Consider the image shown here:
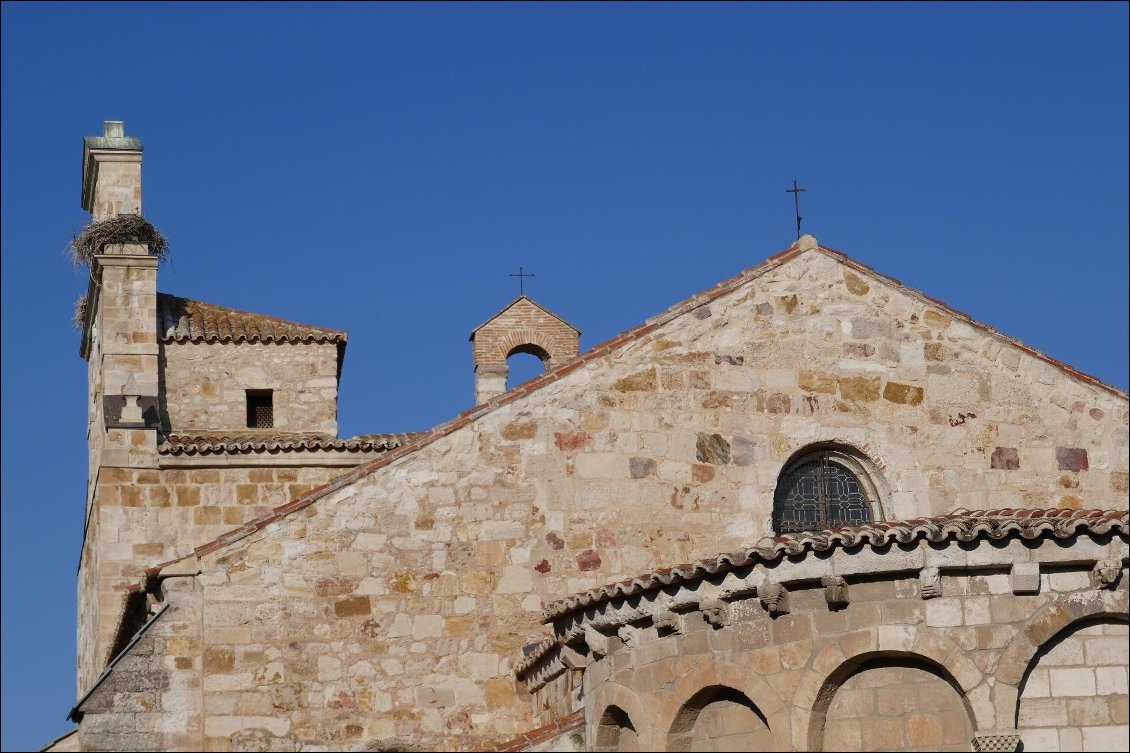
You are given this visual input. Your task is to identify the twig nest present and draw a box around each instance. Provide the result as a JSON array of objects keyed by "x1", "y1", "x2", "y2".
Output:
[{"x1": 71, "y1": 213, "x2": 169, "y2": 266}]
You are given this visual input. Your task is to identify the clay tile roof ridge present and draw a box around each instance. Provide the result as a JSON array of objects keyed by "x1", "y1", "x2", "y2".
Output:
[{"x1": 157, "y1": 292, "x2": 347, "y2": 344}]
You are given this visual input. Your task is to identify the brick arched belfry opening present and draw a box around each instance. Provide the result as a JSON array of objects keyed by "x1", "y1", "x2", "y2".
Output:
[{"x1": 470, "y1": 296, "x2": 579, "y2": 404}]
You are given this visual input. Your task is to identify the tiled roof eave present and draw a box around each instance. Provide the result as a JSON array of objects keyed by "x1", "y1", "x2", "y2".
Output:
[
  {"x1": 157, "y1": 292, "x2": 347, "y2": 345},
  {"x1": 158, "y1": 433, "x2": 423, "y2": 455},
  {"x1": 540, "y1": 508, "x2": 1130, "y2": 623}
]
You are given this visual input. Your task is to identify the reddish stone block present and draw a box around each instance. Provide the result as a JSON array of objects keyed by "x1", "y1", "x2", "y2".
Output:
[
  {"x1": 991, "y1": 447, "x2": 1020, "y2": 470},
  {"x1": 576, "y1": 549, "x2": 602, "y2": 571},
  {"x1": 1056, "y1": 447, "x2": 1089, "y2": 472}
]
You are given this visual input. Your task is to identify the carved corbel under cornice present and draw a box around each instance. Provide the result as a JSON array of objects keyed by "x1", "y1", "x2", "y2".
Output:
[
  {"x1": 758, "y1": 582, "x2": 788, "y2": 615},
  {"x1": 821, "y1": 575, "x2": 849, "y2": 607}
]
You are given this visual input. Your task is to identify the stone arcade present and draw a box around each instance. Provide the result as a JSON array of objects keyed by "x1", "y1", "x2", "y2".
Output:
[{"x1": 53, "y1": 122, "x2": 1128, "y2": 752}]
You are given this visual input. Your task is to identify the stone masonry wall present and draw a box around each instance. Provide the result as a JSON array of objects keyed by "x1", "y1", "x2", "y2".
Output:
[
  {"x1": 78, "y1": 462, "x2": 353, "y2": 696},
  {"x1": 178, "y1": 249, "x2": 1127, "y2": 750},
  {"x1": 78, "y1": 578, "x2": 202, "y2": 752},
  {"x1": 822, "y1": 661, "x2": 972, "y2": 751},
  {"x1": 575, "y1": 540, "x2": 1128, "y2": 751},
  {"x1": 161, "y1": 341, "x2": 339, "y2": 434},
  {"x1": 79, "y1": 254, "x2": 161, "y2": 696},
  {"x1": 1018, "y1": 618, "x2": 1129, "y2": 751}
]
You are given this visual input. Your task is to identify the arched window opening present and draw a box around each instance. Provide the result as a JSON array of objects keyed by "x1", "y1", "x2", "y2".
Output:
[
  {"x1": 773, "y1": 447, "x2": 883, "y2": 534},
  {"x1": 506, "y1": 344, "x2": 549, "y2": 390},
  {"x1": 594, "y1": 706, "x2": 639, "y2": 752},
  {"x1": 667, "y1": 685, "x2": 772, "y2": 752}
]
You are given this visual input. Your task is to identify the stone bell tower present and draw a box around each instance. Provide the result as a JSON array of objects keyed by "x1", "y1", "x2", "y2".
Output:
[
  {"x1": 469, "y1": 296, "x2": 580, "y2": 404},
  {"x1": 76, "y1": 120, "x2": 162, "y2": 692}
]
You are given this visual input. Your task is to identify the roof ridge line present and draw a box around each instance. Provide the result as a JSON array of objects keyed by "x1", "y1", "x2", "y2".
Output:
[
  {"x1": 147, "y1": 240, "x2": 806, "y2": 567},
  {"x1": 469, "y1": 294, "x2": 583, "y2": 338},
  {"x1": 165, "y1": 239, "x2": 1125, "y2": 567},
  {"x1": 821, "y1": 249, "x2": 1129, "y2": 400}
]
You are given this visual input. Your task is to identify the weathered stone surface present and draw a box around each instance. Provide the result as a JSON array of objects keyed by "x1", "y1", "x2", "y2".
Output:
[
  {"x1": 883, "y1": 381, "x2": 925, "y2": 405},
  {"x1": 695, "y1": 433, "x2": 731, "y2": 464},
  {"x1": 1056, "y1": 447, "x2": 1089, "y2": 472},
  {"x1": 991, "y1": 447, "x2": 1020, "y2": 470}
]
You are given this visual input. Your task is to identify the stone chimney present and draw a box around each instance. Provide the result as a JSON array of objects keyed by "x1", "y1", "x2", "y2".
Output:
[
  {"x1": 469, "y1": 296, "x2": 580, "y2": 404},
  {"x1": 81, "y1": 120, "x2": 143, "y2": 219},
  {"x1": 76, "y1": 121, "x2": 160, "y2": 689}
]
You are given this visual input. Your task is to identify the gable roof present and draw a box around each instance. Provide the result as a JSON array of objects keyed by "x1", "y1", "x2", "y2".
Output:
[
  {"x1": 469, "y1": 295, "x2": 582, "y2": 339},
  {"x1": 141, "y1": 237, "x2": 1130, "y2": 569},
  {"x1": 157, "y1": 293, "x2": 347, "y2": 344}
]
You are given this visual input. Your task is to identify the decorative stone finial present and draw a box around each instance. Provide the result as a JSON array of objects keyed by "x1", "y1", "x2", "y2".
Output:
[{"x1": 796, "y1": 234, "x2": 819, "y2": 252}]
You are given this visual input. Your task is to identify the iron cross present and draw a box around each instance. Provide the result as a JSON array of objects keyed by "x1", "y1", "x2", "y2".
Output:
[
  {"x1": 786, "y1": 179, "x2": 807, "y2": 239},
  {"x1": 509, "y1": 266, "x2": 535, "y2": 296}
]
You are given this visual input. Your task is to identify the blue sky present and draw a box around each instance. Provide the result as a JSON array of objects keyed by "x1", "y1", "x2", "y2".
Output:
[{"x1": 1, "y1": 2, "x2": 1127, "y2": 749}]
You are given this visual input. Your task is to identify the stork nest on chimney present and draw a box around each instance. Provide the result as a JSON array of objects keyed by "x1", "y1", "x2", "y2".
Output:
[
  {"x1": 71, "y1": 213, "x2": 170, "y2": 266},
  {"x1": 73, "y1": 294, "x2": 89, "y2": 331}
]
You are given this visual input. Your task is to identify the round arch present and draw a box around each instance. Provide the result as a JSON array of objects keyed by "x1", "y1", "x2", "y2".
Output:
[
  {"x1": 806, "y1": 650, "x2": 977, "y2": 752},
  {"x1": 772, "y1": 442, "x2": 889, "y2": 534},
  {"x1": 994, "y1": 589, "x2": 1130, "y2": 729},
  {"x1": 651, "y1": 661, "x2": 790, "y2": 752},
  {"x1": 588, "y1": 682, "x2": 648, "y2": 752}
]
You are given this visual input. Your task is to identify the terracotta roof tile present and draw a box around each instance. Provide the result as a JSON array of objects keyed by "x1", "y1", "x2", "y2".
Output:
[
  {"x1": 489, "y1": 710, "x2": 585, "y2": 752},
  {"x1": 540, "y1": 508, "x2": 1129, "y2": 622},
  {"x1": 157, "y1": 293, "x2": 347, "y2": 344},
  {"x1": 158, "y1": 432, "x2": 422, "y2": 455}
]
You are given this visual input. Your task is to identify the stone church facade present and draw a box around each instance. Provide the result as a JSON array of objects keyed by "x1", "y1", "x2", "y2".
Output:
[{"x1": 54, "y1": 123, "x2": 1127, "y2": 752}]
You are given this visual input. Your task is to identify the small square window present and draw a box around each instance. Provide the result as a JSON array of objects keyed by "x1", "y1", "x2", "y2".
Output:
[{"x1": 246, "y1": 390, "x2": 273, "y2": 429}]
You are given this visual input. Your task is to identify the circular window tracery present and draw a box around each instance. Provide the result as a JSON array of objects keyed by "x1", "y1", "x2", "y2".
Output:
[{"x1": 773, "y1": 449, "x2": 883, "y2": 534}]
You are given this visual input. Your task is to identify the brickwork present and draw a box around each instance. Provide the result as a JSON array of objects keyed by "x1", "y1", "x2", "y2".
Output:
[
  {"x1": 1018, "y1": 618, "x2": 1129, "y2": 751},
  {"x1": 472, "y1": 297, "x2": 580, "y2": 403},
  {"x1": 161, "y1": 341, "x2": 340, "y2": 434}
]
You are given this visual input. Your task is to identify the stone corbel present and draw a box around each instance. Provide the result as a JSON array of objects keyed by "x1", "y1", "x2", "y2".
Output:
[
  {"x1": 1010, "y1": 563, "x2": 1040, "y2": 594},
  {"x1": 970, "y1": 729, "x2": 1021, "y2": 752},
  {"x1": 919, "y1": 567, "x2": 942, "y2": 599},
  {"x1": 821, "y1": 575, "x2": 850, "y2": 607},
  {"x1": 1091, "y1": 559, "x2": 1122, "y2": 590},
  {"x1": 699, "y1": 597, "x2": 731, "y2": 628},
  {"x1": 584, "y1": 627, "x2": 614, "y2": 659},
  {"x1": 758, "y1": 582, "x2": 789, "y2": 615},
  {"x1": 559, "y1": 645, "x2": 589, "y2": 671},
  {"x1": 617, "y1": 625, "x2": 642, "y2": 650},
  {"x1": 653, "y1": 610, "x2": 684, "y2": 635}
]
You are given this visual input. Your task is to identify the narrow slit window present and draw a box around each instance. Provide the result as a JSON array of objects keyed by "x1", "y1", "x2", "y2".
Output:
[{"x1": 246, "y1": 390, "x2": 273, "y2": 429}]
